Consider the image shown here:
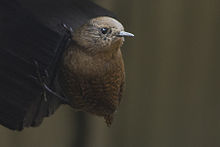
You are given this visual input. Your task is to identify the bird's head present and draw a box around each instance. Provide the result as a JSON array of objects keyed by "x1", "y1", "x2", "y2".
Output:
[{"x1": 72, "y1": 16, "x2": 134, "y2": 54}]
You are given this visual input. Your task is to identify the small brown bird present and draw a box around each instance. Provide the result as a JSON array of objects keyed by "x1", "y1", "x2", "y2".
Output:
[{"x1": 58, "y1": 16, "x2": 134, "y2": 126}]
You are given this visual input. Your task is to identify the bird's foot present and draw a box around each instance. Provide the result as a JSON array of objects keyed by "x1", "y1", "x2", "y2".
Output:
[
  {"x1": 31, "y1": 60, "x2": 69, "y2": 104},
  {"x1": 104, "y1": 114, "x2": 114, "y2": 127},
  {"x1": 61, "y1": 23, "x2": 73, "y2": 36}
]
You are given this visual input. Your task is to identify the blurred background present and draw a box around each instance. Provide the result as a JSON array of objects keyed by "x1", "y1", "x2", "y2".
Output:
[{"x1": 1, "y1": 0, "x2": 220, "y2": 147}]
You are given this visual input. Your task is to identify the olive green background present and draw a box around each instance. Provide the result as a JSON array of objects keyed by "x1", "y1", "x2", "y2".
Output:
[{"x1": 1, "y1": 0, "x2": 220, "y2": 147}]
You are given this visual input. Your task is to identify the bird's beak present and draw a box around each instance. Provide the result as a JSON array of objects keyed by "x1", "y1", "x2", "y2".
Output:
[{"x1": 117, "y1": 31, "x2": 134, "y2": 37}]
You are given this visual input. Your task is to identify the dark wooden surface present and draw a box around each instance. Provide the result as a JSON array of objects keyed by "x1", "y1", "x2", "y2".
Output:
[{"x1": 0, "y1": 0, "x2": 114, "y2": 130}]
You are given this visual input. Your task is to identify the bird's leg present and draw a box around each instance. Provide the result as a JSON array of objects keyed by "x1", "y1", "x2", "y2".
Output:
[
  {"x1": 44, "y1": 69, "x2": 49, "y2": 79},
  {"x1": 33, "y1": 60, "x2": 48, "y2": 102},
  {"x1": 104, "y1": 114, "x2": 114, "y2": 127},
  {"x1": 61, "y1": 23, "x2": 73, "y2": 36},
  {"x1": 60, "y1": 23, "x2": 73, "y2": 49},
  {"x1": 32, "y1": 60, "x2": 69, "y2": 104},
  {"x1": 43, "y1": 83, "x2": 69, "y2": 104}
]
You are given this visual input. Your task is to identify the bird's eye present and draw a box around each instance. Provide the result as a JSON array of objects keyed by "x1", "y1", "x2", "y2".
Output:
[{"x1": 100, "y1": 28, "x2": 109, "y2": 34}]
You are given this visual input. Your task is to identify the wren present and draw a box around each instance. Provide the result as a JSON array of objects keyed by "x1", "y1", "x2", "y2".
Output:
[{"x1": 57, "y1": 16, "x2": 134, "y2": 126}]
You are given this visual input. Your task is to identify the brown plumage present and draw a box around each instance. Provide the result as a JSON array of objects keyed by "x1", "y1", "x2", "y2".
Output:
[{"x1": 57, "y1": 16, "x2": 134, "y2": 126}]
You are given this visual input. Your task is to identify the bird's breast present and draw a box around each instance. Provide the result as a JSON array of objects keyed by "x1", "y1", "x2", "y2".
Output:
[{"x1": 59, "y1": 49, "x2": 125, "y2": 116}]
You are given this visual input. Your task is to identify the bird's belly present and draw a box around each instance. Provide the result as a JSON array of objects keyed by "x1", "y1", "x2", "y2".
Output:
[
  {"x1": 59, "y1": 51, "x2": 125, "y2": 116},
  {"x1": 60, "y1": 66, "x2": 122, "y2": 116},
  {"x1": 75, "y1": 72, "x2": 122, "y2": 116}
]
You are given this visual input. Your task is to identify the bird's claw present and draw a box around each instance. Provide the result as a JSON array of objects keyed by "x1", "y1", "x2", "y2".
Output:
[
  {"x1": 61, "y1": 23, "x2": 73, "y2": 35},
  {"x1": 43, "y1": 83, "x2": 69, "y2": 104},
  {"x1": 104, "y1": 114, "x2": 114, "y2": 127}
]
